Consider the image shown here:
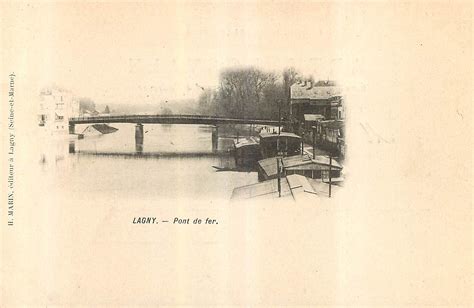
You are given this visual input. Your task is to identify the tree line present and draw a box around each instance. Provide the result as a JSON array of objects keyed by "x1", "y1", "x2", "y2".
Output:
[
  {"x1": 76, "y1": 67, "x2": 311, "y2": 118},
  {"x1": 197, "y1": 67, "x2": 304, "y2": 120}
]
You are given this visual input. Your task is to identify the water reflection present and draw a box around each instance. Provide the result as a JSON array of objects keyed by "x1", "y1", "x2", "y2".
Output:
[
  {"x1": 75, "y1": 150, "x2": 229, "y2": 159},
  {"x1": 69, "y1": 141, "x2": 76, "y2": 154},
  {"x1": 39, "y1": 124, "x2": 259, "y2": 199}
]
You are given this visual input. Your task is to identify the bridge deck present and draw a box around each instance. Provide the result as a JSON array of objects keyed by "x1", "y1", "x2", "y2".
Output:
[{"x1": 69, "y1": 114, "x2": 282, "y2": 126}]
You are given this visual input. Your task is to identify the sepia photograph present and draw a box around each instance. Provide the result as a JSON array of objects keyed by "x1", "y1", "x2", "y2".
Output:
[
  {"x1": 1, "y1": 1, "x2": 472, "y2": 306},
  {"x1": 38, "y1": 70, "x2": 345, "y2": 201}
]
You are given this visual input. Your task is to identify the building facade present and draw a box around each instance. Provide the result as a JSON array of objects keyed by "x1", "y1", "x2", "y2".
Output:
[
  {"x1": 38, "y1": 88, "x2": 79, "y2": 134},
  {"x1": 290, "y1": 80, "x2": 343, "y2": 123}
]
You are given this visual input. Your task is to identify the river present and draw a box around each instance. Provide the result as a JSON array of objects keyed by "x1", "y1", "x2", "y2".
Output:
[{"x1": 38, "y1": 123, "x2": 259, "y2": 201}]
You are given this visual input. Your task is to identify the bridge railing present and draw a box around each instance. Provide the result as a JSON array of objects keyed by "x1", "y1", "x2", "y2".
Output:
[{"x1": 69, "y1": 114, "x2": 280, "y2": 122}]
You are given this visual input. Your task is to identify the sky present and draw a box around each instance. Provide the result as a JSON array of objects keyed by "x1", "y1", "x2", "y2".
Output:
[{"x1": 3, "y1": 2, "x2": 346, "y2": 106}]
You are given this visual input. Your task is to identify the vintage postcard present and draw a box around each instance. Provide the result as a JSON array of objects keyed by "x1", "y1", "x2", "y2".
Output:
[{"x1": 1, "y1": 1, "x2": 472, "y2": 306}]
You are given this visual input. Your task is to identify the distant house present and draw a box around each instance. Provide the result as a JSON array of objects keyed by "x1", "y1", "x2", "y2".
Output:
[
  {"x1": 290, "y1": 80, "x2": 343, "y2": 123},
  {"x1": 82, "y1": 109, "x2": 99, "y2": 117},
  {"x1": 38, "y1": 88, "x2": 79, "y2": 133}
]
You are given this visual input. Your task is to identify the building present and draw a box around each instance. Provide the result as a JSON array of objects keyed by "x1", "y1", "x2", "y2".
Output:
[
  {"x1": 303, "y1": 114, "x2": 325, "y2": 130},
  {"x1": 314, "y1": 120, "x2": 345, "y2": 155},
  {"x1": 38, "y1": 88, "x2": 79, "y2": 134},
  {"x1": 290, "y1": 80, "x2": 343, "y2": 123}
]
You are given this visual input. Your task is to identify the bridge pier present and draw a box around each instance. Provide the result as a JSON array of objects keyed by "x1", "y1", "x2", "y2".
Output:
[
  {"x1": 135, "y1": 123, "x2": 144, "y2": 154},
  {"x1": 212, "y1": 126, "x2": 218, "y2": 152},
  {"x1": 69, "y1": 123, "x2": 75, "y2": 134}
]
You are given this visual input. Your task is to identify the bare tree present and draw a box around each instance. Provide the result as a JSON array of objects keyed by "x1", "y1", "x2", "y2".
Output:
[
  {"x1": 282, "y1": 67, "x2": 300, "y2": 114},
  {"x1": 217, "y1": 67, "x2": 278, "y2": 118},
  {"x1": 78, "y1": 97, "x2": 97, "y2": 115},
  {"x1": 197, "y1": 89, "x2": 217, "y2": 115},
  {"x1": 195, "y1": 67, "x2": 303, "y2": 120}
]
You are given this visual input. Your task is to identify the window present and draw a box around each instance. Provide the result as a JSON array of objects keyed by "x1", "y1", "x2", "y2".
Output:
[{"x1": 55, "y1": 113, "x2": 64, "y2": 121}]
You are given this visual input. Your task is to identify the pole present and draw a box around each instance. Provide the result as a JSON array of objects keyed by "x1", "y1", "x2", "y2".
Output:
[
  {"x1": 277, "y1": 99, "x2": 281, "y2": 156},
  {"x1": 277, "y1": 157, "x2": 281, "y2": 197},
  {"x1": 278, "y1": 99, "x2": 281, "y2": 135},
  {"x1": 301, "y1": 132, "x2": 304, "y2": 156},
  {"x1": 329, "y1": 155, "x2": 332, "y2": 198},
  {"x1": 312, "y1": 126, "x2": 316, "y2": 158}
]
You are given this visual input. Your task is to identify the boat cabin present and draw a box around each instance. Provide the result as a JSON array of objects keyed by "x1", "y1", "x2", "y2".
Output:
[
  {"x1": 259, "y1": 132, "x2": 302, "y2": 159},
  {"x1": 233, "y1": 137, "x2": 262, "y2": 169}
]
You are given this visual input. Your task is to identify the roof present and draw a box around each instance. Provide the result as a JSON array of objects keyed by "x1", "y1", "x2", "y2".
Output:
[
  {"x1": 234, "y1": 137, "x2": 259, "y2": 149},
  {"x1": 308, "y1": 178, "x2": 343, "y2": 197},
  {"x1": 286, "y1": 164, "x2": 336, "y2": 171},
  {"x1": 286, "y1": 174, "x2": 317, "y2": 195},
  {"x1": 231, "y1": 174, "x2": 317, "y2": 200},
  {"x1": 258, "y1": 154, "x2": 342, "y2": 178},
  {"x1": 290, "y1": 82, "x2": 342, "y2": 101},
  {"x1": 320, "y1": 120, "x2": 344, "y2": 130},
  {"x1": 231, "y1": 177, "x2": 292, "y2": 200},
  {"x1": 304, "y1": 114, "x2": 325, "y2": 122},
  {"x1": 258, "y1": 156, "x2": 281, "y2": 178},
  {"x1": 281, "y1": 154, "x2": 313, "y2": 168},
  {"x1": 259, "y1": 132, "x2": 301, "y2": 140},
  {"x1": 310, "y1": 156, "x2": 343, "y2": 169},
  {"x1": 91, "y1": 124, "x2": 118, "y2": 134}
]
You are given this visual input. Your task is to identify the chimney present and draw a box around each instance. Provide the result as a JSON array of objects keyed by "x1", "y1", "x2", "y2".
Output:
[
  {"x1": 307, "y1": 81, "x2": 313, "y2": 89},
  {"x1": 302, "y1": 80, "x2": 306, "y2": 87}
]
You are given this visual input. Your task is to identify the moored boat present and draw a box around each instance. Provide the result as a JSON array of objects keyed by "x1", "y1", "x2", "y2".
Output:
[
  {"x1": 259, "y1": 132, "x2": 302, "y2": 158},
  {"x1": 233, "y1": 137, "x2": 261, "y2": 169}
]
